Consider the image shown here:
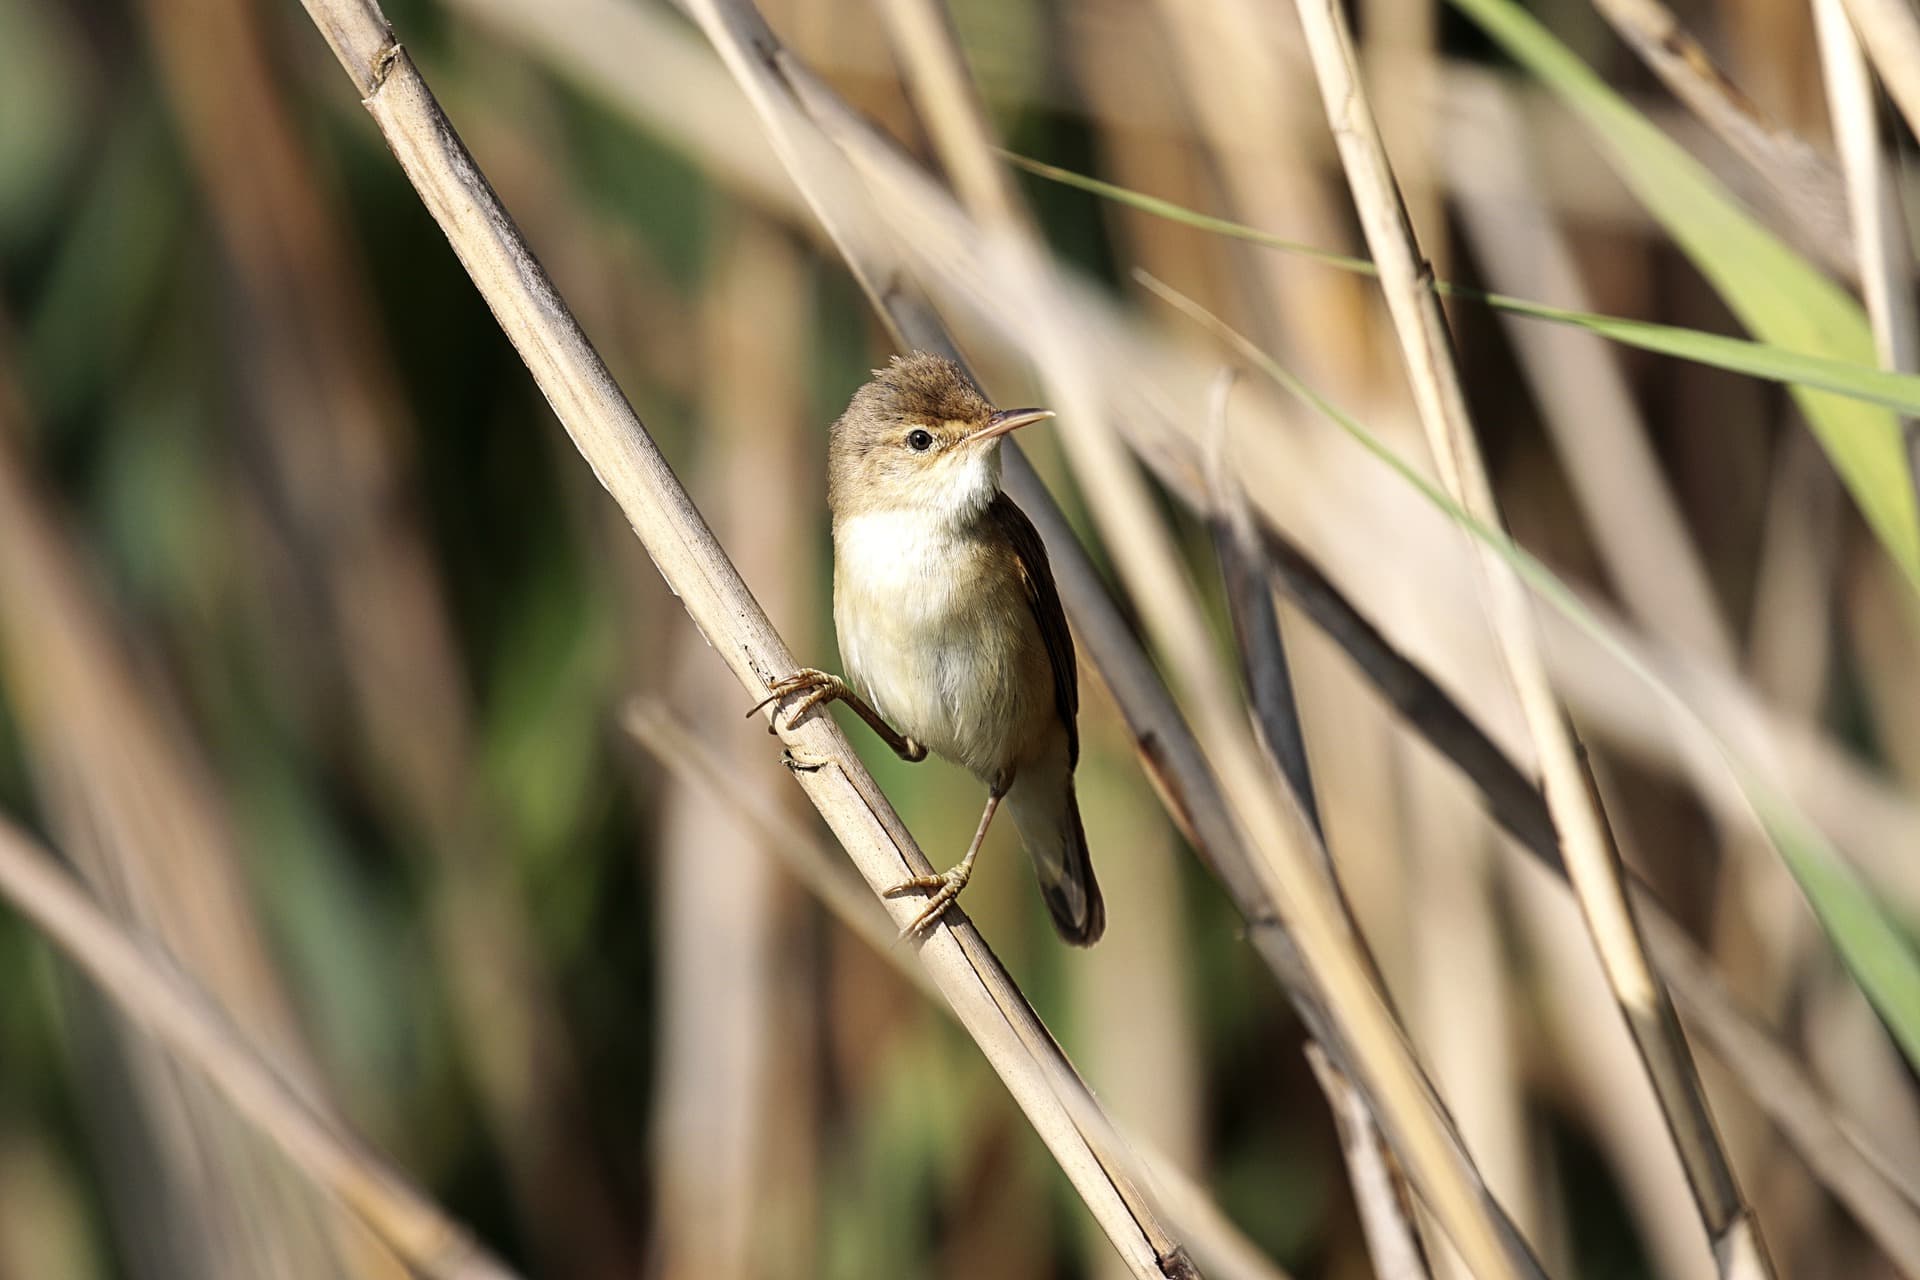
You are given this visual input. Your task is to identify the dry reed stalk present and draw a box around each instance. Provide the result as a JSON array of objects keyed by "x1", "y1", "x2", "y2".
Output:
[
  {"x1": 1814, "y1": 0, "x2": 1920, "y2": 512},
  {"x1": 1401, "y1": 758, "x2": 1534, "y2": 1280},
  {"x1": 622, "y1": 702, "x2": 1296, "y2": 1280},
  {"x1": 1207, "y1": 378, "x2": 1454, "y2": 1264},
  {"x1": 1834, "y1": 0, "x2": 1920, "y2": 164},
  {"x1": 1361, "y1": 0, "x2": 1445, "y2": 278},
  {"x1": 1284, "y1": 2, "x2": 1770, "y2": 1274},
  {"x1": 1204, "y1": 377, "x2": 1323, "y2": 852},
  {"x1": 1586, "y1": 0, "x2": 1852, "y2": 269},
  {"x1": 1511, "y1": 867, "x2": 1717, "y2": 1280},
  {"x1": 135, "y1": 2, "x2": 622, "y2": 1266},
  {"x1": 289, "y1": 3, "x2": 1192, "y2": 1273},
  {"x1": 1450, "y1": 75, "x2": 1843, "y2": 1154},
  {"x1": 1447, "y1": 89, "x2": 1863, "y2": 1237},
  {"x1": 1444, "y1": 84, "x2": 1799, "y2": 1252},
  {"x1": 1710, "y1": 432, "x2": 1844, "y2": 1251},
  {"x1": 0, "y1": 816, "x2": 519, "y2": 1280},
  {"x1": 1073, "y1": 739, "x2": 1207, "y2": 1280},
  {"x1": 1307, "y1": 1045, "x2": 1434, "y2": 1280},
  {"x1": 1642, "y1": 909, "x2": 1920, "y2": 1277}
]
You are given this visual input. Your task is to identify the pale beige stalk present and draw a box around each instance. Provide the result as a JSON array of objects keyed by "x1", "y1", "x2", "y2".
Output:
[
  {"x1": 1284, "y1": 0, "x2": 1769, "y2": 1275},
  {"x1": 1835, "y1": 0, "x2": 1920, "y2": 166},
  {"x1": 0, "y1": 817, "x2": 518, "y2": 1280},
  {"x1": 1308, "y1": 1045, "x2": 1434, "y2": 1280},
  {"x1": 1587, "y1": 0, "x2": 1851, "y2": 267},
  {"x1": 1814, "y1": 0, "x2": 1920, "y2": 505},
  {"x1": 1074, "y1": 739, "x2": 1207, "y2": 1280},
  {"x1": 289, "y1": 2, "x2": 1189, "y2": 1273},
  {"x1": 1643, "y1": 909, "x2": 1920, "y2": 1278}
]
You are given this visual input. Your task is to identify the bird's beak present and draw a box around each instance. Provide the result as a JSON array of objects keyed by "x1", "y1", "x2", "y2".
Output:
[{"x1": 968, "y1": 407, "x2": 1055, "y2": 445}]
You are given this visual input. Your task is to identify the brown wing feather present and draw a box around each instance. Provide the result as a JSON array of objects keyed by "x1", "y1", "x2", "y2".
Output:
[{"x1": 985, "y1": 493, "x2": 1078, "y2": 767}]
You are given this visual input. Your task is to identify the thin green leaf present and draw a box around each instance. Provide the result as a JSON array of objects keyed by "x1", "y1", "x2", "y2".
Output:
[
  {"x1": 1140, "y1": 269, "x2": 1920, "y2": 1072},
  {"x1": 1005, "y1": 152, "x2": 1920, "y2": 422},
  {"x1": 1449, "y1": 0, "x2": 1920, "y2": 587}
]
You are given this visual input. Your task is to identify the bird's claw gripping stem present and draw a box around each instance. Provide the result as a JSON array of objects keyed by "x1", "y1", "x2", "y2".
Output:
[
  {"x1": 748, "y1": 668, "x2": 927, "y2": 763},
  {"x1": 884, "y1": 862, "x2": 974, "y2": 940},
  {"x1": 748, "y1": 668, "x2": 846, "y2": 732}
]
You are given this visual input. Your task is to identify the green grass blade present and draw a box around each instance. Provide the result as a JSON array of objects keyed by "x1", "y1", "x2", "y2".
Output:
[
  {"x1": 1448, "y1": 0, "x2": 1920, "y2": 587},
  {"x1": 1006, "y1": 152, "x2": 1920, "y2": 421},
  {"x1": 1141, "y1": 270, "x2": 1920, "y2": 1071}
]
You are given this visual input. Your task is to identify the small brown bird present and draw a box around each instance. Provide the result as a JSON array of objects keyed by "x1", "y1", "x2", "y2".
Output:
[{"x1": 755, "y1": 352, "x2": 1104, "y2": 945}]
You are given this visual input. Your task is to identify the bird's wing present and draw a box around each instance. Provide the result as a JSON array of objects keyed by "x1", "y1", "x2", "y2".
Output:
[{"x1": 986, "y1": 493, "x2": 1079, "y2": 766}]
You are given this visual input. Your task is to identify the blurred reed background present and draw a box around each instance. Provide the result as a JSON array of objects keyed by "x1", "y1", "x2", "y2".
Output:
[{"x1": 1, "y1": 0, "x2": 1919, "y2": 1276}]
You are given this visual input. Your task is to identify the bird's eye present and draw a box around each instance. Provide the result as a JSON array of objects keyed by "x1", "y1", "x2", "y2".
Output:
[{"x1": 906, "y1": 429, "x2": 934, "y2": 452}]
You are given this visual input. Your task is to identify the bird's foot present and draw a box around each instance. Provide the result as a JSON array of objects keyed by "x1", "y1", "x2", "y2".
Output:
[
  {"x1": 748, "y1": 668, "x2": 848, "y2": 734},
  {"x1": 883, "y1": 861, "x2": 974, "y2": 940}
]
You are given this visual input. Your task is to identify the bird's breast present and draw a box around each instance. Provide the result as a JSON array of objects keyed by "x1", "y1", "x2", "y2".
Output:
[{"x1": 833, "y1": 509, "x2": 1054, "y2": 779}]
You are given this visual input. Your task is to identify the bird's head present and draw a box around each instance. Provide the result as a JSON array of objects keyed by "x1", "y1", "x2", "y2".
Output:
[{"x1": 827, "y1": 352, "x2": 1052, "y2": 527}]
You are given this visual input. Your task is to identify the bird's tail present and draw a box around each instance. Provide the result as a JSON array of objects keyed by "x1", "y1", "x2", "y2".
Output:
[{"x1": 1007, "y1": 749, "x2": 1105, "y2": 946}]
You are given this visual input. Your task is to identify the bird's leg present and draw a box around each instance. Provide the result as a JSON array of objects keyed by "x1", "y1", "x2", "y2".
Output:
[
  {"x1": 885, "y1": 787, "x2": 1005, "y2": 939},
  {"x1": 748, "y1": 668, "x2": 926, "y2": 762}
]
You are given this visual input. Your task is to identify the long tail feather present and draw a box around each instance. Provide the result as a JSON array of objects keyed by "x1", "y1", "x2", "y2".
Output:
[{"x1": 1008, "y1": 756, "x2": 1104, "y2": 946}]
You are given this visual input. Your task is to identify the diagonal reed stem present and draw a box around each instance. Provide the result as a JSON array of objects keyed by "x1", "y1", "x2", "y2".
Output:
[
  {"x1": 288, "y1": 2, "x2": 1193, "y2": 1274},
  {"x1": 1814, "y1": 0, "x2": 1920, "y2": 533},
  {"x1": 1284, "y1": 1, "x2": 1771, "y2": 1274},
  {"x1": 0, "y1": 816, "x2": 519, "y2": 1280}
]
